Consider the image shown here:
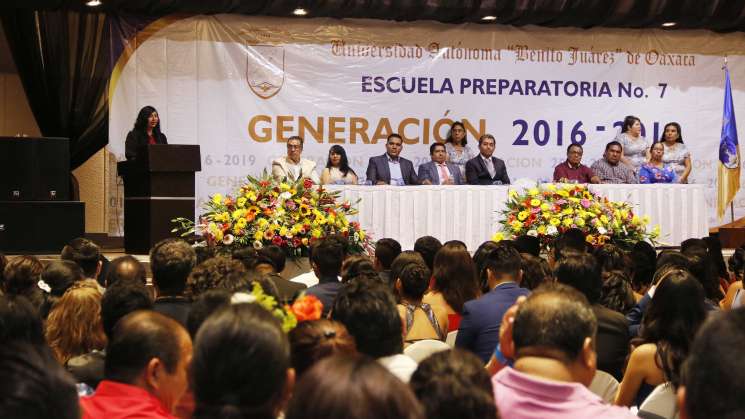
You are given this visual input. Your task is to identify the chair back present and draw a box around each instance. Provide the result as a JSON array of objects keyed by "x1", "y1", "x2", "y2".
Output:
[
  {"x1": 638, "y1": 383, "x2": 679, "y2": 419},
  {"x1": 445, "y1": 330, "x2": 457, "y2": 347},
  {"x1": 587, "y1": 370, "x2": 620, "y2": 404},
  {"x1": 403, "y1": 339, "x2": 450, "y2": 363}
]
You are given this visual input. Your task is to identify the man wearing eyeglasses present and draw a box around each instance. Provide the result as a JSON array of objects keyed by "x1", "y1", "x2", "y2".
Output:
[
  {"x1": 271, "y1": 135, "x2": 320, "y2": 183},
  {"x1": 365, "y1": 133, "x2": 420, "y2": 185},
  {"x1": 553, "y1": 143, "x2": 600, "y2": 184}
]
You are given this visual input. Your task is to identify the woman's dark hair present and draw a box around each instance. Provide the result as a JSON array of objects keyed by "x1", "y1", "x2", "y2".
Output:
[
  {"x1": 39, "y1": 261, "x2": 84, "y2": 318},
  {"x1": 433, "y1": 244, "x2": 480, "y2": 313},
  {"x1": 397, "y1": 262, "x2": 431, "y2": 301},
  {"x1": 445, "y1": 121, "x2": 468, "y2": 146},
  {"x1": 520, "y1": 253, "x2": 552, "y2": 291},
  {"x1": 193, "y1": 303, "x2": 291, "y2": 419},
  {"x1": 703, "y1": 236, "x2": 728, "y2": 280},
  {"x1": 389, "y1": 251, "x2": 425, "y2": 290},
  {"x1": 0, "y1": 295, "x2": 44, "y2": 346},
  {"x1": 685, "y1": 248, "x2": 724, "y2": 302},
  {"x1": 186, "y1": 256, "x2": 248, "y2": 299},
  {"x1": 593, "y1": 244, "x2": 628, "y2": 275},
  {"x1": 729, "y1": 246, "x2": 745, "y2": 281},
  {"x1": 133, "y1": 105, "x2": 162, "y2": 136},
  {"x1": 2, "y1": 256, "x2": 44, "y2": 308},
  {"x1": 638, "y1": 268, "x2": 707, "y2": 387},
  {"x1": 410, "y1": 349, "x2": 497, "y2": 419},
  {"x1": 663, "y1": 122, "x2": 684, "y2": 143},
  {"x1": 186, "y1": 289, "x2": 232, "y2": 338},
  {"x1": 599, "y1": 270, "x2": 636, "y2": 314},
  {"x1": 340, "y1": 255, "x2": 376, "y2": 283},
  {"x1": 473, "y1": 240, "x2": 500, "y2": 290},
  {"x1": 288, "y1": 319, "x2": 357, "y2": 377},
  {"x1": 656, "y1": 250, "x2": 690, "y2": 273},
  {"x1": 621, "y1": 115, "x2": 641, "y2": 133},
  {"x1": 325, "y1": 145, "x2": 356, "y2": 177},
  {"x1": 286, "y1": 355, "x2": 424, "y2": 419},
  {"x1": 631, "y1": 241, "x2": 657, "y2": 292}
]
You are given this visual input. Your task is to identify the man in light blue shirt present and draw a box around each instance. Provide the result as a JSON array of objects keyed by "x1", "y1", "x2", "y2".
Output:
[{"x1": 365, "y1": 133, "x2": 420, "y2": 185}]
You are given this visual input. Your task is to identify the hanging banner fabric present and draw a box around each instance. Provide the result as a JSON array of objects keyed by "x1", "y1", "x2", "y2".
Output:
[{"x1": 108, "y1": 15, "x2": 745, "y2": 231}]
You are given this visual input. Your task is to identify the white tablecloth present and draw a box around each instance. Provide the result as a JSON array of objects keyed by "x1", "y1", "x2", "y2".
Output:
[{"x1": 327, "y1": 184, "x2": 708, "y2": 250}]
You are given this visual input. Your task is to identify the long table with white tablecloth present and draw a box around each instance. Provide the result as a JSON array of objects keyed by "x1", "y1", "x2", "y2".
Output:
[{"x1": 326, "y1": 184, "x2": 709, "y2": 250}]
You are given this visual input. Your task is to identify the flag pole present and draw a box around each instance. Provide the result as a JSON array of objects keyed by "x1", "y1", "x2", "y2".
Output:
[{"x1": 732, "y1": 201, "x2": 735, "y2": 224}]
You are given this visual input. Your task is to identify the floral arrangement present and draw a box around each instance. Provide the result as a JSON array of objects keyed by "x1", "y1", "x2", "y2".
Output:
[
  {"x1": 494, "y1": 183, "x2": 659, "y2": 249},
  {"x1": 173, "y1": 172, "x2": 372, "y2": 256},
  {"x1": 234, "y1": 282, "x2": 324, "y2": 332}
]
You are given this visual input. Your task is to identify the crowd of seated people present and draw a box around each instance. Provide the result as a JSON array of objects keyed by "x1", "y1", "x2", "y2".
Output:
[{"x1": 2, "y1": 228, "x2": 745, "y2": 419}]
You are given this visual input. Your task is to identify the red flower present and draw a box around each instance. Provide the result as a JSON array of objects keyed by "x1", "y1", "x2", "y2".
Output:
[
  {"x1": 272, "y1": 235, "x2": 284, "y2": 246},
  {"x1": 290, "y1": 295, "x2": 323, "y2": 322},
  {"x1": 304, "y1": 178, "x2": 314, "y2": 189},
  {"x1": 292, "y1": 237, "x2": 302, "y2": 247}
]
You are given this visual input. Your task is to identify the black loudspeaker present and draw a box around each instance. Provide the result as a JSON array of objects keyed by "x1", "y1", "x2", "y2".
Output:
[
  {"x1": 0, "y1": 201, "x2": 84, "y2": 253},
  {"x1": 0, "y1": 137, "x2": 70, "y2": 201}
]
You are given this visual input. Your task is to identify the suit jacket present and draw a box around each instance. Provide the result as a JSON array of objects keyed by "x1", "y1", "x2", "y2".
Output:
[
  {"x1": 305, "y1": 277, "x2": 344, "y2": 317},
  {"x1": 593, "y1": 304, "x2": 630, "y2": 381},
  {"x1": 125, "y1": 129, "x2": 168, "y2": 160},
  {"x1": 265, "y1": 273, "x2": 307, "y2": 305},
  {"x1": 417, "y1": 161, "x2": 464, "y2": 185},
  {"x1": 271, "y1": 157, "x2": 320, "y2": 183},
  {"x1": 365, "y1": 154, "x2": 420, "y2": 185},
  {"x1": 455, "y1": 282, "x2": 530, "y2": 362},
  {"x1": 465, "y1": 155, "x2": 510, "y2": 185}
]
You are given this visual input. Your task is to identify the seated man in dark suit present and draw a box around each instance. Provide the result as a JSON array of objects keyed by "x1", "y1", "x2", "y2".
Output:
[
  {"x1": 455, "y1": 243, "x2": 529, "y2": 362},
  {"x1": 365, "y1": 133, "x2": 420, "y2": 185},
  {"x1": 465, "y1": 134, "x2": 510, "y2": 185},
  {"x1": 418, "y1": 142, "x2": 464, "y2": 185},
  {"x1": 305, "y1": 238, "x2": 345, "y2": 316}
]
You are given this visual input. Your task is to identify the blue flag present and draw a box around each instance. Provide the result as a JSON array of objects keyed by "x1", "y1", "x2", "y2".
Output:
[{"x1": 718, "y1": 65, "x2": 741, "y2": 219}]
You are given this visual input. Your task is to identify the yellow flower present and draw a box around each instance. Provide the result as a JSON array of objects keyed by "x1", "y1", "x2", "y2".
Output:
[
  {"x1": 492, "y1": 232, "x2": 505, "y2": 242},
  {"x1": 575, "y1": 218, "x2": 586, "y2": 227},
  {"x1": 542, "y1": 212, "x2": 551, "y2": 220},
  {"x1": 232, "y1": 226, "x2": 242, "y2": 235},
  {"x1": 562, "y1": 217, "x2": 573, "y2": 227},
  {"x1": 236, "y1": 218, "x2": 247, "y2": 229},
  {"x1": 518, "y1": 211, "x2": 529, "y2": 221},
  {"x1": 214, "y1": 230, "x2": 223, "y2": 242},
  {"x1": 550, "y1": 218, "x2": 561, "y2": 226},
  {"x1": 359, "y1": 230, "x2": 366, "y2": 240},
  {"x1": 280, "y1": 182, "x2": 290, "y2": 191},
  {"x1": 311, "y1": 228, "x2": 322, "y2": 238},
  {"x1": 540, "y1": 203, "x2": 551, "y2": 211},
  {"x1": 600, "y1": 214, "x2": 609, "y2": 225},
  {"x1": 652, "y1": 224, "x2": 661, "y2": 238},
  {"x1": 642, "y1": 215, "x2": 651, "y2": 225},
  {"x1": 557, "y1": 190, "x2": 569, "y2": 197},
  {"x1": 301, "y1": 238, "x2": 309, "y2": 246},
  {"x1": 212, "y1": 193, "x2": 223, "y2": 205},
  {"x1": 254, "y1": 230, "x2": 264, "y2": 241},
  {"x1": 619, "y1": 209, "x2": 629, "y2": 219},
  {"x1": 269, "y1": 223, "x2": 280, "y2": 232},
  {"x1": 258, "y1": 218, "x2": 269, "y2": 228},
  {"x1": 632, "y1": 215, "x2": 641, "y2": 225},
  {"x1": 509, "y1": 189, "x2": 519, "y2": 199},
  {"x1": 232, "y1": 209, "x2": 245, "y2": 220},
  {"x1": 236, "y1": 197, "x2": 247, "y2": 208},
  {"x1": 247, "y1": 191, "x2": 258, "y2": 202},
  {"x1": 562, "y1": 183, "x2": 574, "y2": 191},
  {"x1": 537, "y1": 225, "x2": 547, "y2": 234},
  {"x1": 530, "y1": 199, "x2": 541, "y2": 207},
  {"x1": 528, "y1": 188, "x2": 539, "y2": 196},
  {"x1": 545, "y1": 184, "x2": 557, "y2": 191},
  {"x1": 511, "y1": 220, "x2": 523, "y2": 231}
]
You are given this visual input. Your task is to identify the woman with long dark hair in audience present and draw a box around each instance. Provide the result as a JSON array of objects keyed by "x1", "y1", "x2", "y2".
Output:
[
  {"x1": 722, "y1": 246, "x2": 745, "y2": 309},
  {"x1": 424, "y1": 243, "x2": 480, "y2": 331},
  {"x1": 599, "y1": 270, "x2": 636, "y2": 315},
  {"x1": 286, "y1": 355, "x2": 424, "y2": 419},
  {"x1": 320, "y1": 145, "x2": 358, "y2": 185},
  {"x1": 192, "y1": 303, "x2": 293, "y2": 419},
  {"x1": 630, "y1": 241, "x2": 657, "y2": 301},
  {"x1": 615, "y1": 268, "x2": 707, "y2": 407},
  {"x1": 39, "y1": 260, "x2": 84, "y2": 319},
  {"x1": 45, "y1": 281, "x2": 107, "y2": 366},
  {"x1": 125, "y1": 105, "x2": 167, "y2": 160}
]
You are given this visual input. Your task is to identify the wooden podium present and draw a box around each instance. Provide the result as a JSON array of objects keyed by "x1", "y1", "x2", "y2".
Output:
[
  {"x1": 715, "y1": 217, "x2": 745, "y2": 249},
  {"x1": 118, "y1": 145, "x2": 201, "y2": 254}
]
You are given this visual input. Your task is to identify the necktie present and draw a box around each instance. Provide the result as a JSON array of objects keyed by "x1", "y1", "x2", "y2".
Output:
[
  {"x1": 485, "y1": 158, "x2": 496, "y2": 178},
  {"x1": 438, "y1": 164, "x2": 450, "y2": 184}
]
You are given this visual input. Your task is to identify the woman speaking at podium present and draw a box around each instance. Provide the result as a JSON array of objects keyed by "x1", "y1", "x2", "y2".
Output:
[{"x1": 125, "y1": 106, "x2": 168, "y2": 160}]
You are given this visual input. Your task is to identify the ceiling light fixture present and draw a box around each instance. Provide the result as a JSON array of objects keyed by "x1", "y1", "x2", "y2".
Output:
[
  {"x1": 293, "y1": 8, "x2": 308, "y2": 16},
  {"x1": 86, "y1": 0, "x2": 102, "y2": 6},
  {"x1": 482, "y1": 15, "x2": 497, "y2": 21},
  {"x1": 662, "y1": 22, "x2": 676, "y2": 27}
]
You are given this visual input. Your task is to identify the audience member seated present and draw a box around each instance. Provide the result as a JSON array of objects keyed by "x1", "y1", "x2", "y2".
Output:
[
  {"x1": 519, "y1": 253, "x2": 552, "y2": 291},
  {"x1": 185, "y1": 290, "x2": 232, "y2": 338},
  {"x1": 332, "y1": 277, "x2": 419, "y2": 382},
  {"x1": 61, "y1": 238, "x2": 104, "y2": 286},
  {"x1": 285, "y1": 355, "x2": 424, "y2": 419},
  {"x1": 45, "y1": 281, "x2": 107, "y2": 366},
  {"x1": 67, "y1": 280, "x2": 154, "y2": 389},
  {"x1": 456, "y1": 243, "x2": 530, "y2": 363},
  {"x1": 374, "y1": 238, "x2": 402, "y2": 285},
  {"x1": 630, "y1": 241, "x2": 657, "y2": 301},
  {"x1": 472, "y1": 240, "x2": 500, "y2": 284},
  {"x1": 104, "y1": 256, "x2": 147, "y2": 287},
  {"x1": 395, "y1": 262, "x2": 448, "y2": 344},
  {"x1": 0, "y1": 294, "x2": 45, "y2": 346},
  {"x1": 150, "y1": 239, "x2": 196, "y2": 326},
  {"x1": 340, "y1": 254, "x2": 377, "y2": 283},
  {"x1": 678, "y1": 307, "x2": 745, "y2": 419},
  {"x1": 2, "y1": 255, "x2": 45, "y2": 308},
  {"x1": 365, "y1": 133, "x2": 420, "y2": 185},
  {"x1": 192, "y1": 303, "x2": 295, "y2": 419},
  {"x1": 390, "y1": 251, "x2": 426, "y2": 290},
  {"x1": 684, "y1": 248, "x2": 724, "y2": 309},
  {"x1": 410, "y1": 349, "x2": 498, "y2": 419},
  {"x1": 615, "y1": 268, "x2": 706, "y2": 407},
  {"x1": 288, "y1": 319, "x2": 357, "y2": 377},
  {"x1": 492, "y1": 283, "x2": 637, "y2": 419},
  {"x1": 555, "y1": 252, "x2": 629, "y2": 381},
  {"x1": 513, "y1": 235, "x2": 540, "y2": 257},
  {"x1": 0, "y1": 341, "x2": 80, "y2": 419},
  {"x1": 424, "y1": 243, "x2": 480, "y2": 332},
  {"x1": 722, "y1": 246, "x2": 745, "y2": 309},
  {"x1": 593, "y1": 244, "x2": 630, "y2": 275},
  {"x1": 305, "y1": 238, "x2": 345, "y2": 316},
  {"x1": 39, "y1": 260, "x2": 83, "y2": 318},
  {"x1": 599, "y1": 270, "x2": 636, "y2": 315},
  {"x1": 186, "y1": 256, "x2": 248, "y2": 299},
  {"x1": 80, "y1": 311, "x2": 192, "y2": 419},
  {"x1": 258, "y1": 245, "x2": 287, "y2": 275},
  {"x1": 263, "y1": 272, "x2": 306, "y2": 305},
  {"x1": 413, "y1": 235, "x2": 442, "y2": 271}
]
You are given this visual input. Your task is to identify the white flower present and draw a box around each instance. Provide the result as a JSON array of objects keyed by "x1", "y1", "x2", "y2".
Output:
[
  {"x1": 547, "y1": 225, "x2": 558, "y2": 236},
  {"x1": 222, "y1": 234, "x2": 235, "y2": 245},
  {"x1": 279, "y1": 191, "x2": 292, "y2": 200},
  {"x1": 598, "y1": 226, "x2": 607, "y2": 235},
  {"x1": 253, "y1": 240, "x2": 263, "y2": 249},
  {"x1": 231, "y1": 292, "x2": 257, "y2": 305},
  {"x1": 527, "y1": 229, "x2": 538, "y2": 237}
]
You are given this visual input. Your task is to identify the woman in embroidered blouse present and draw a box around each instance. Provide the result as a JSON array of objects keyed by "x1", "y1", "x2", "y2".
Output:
[
  {"x1": 660, "y1": 122, "x2": 692, "y2": 183},
  {"x1": 639, "y1": 142, "x2": 677, "y2": 184},
  {"x1": 320, "y1": 145, "x2": 358, "y2": 185},
  {"x1": 444, "y1": 121, "x2": 476, "y2": 178},
  {"x1": 615, "y1": 115, "x2": 650, "y2": 172}
]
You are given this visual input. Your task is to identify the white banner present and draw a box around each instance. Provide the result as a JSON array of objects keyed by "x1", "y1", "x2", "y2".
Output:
[{"x1": 108, "y1": 15, "x2": 745, "y2": 237}]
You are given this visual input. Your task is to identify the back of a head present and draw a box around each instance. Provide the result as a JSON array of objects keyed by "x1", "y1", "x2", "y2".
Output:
[
  {"x1": 105, "y1": 311, "x2": 186, "y2": 385},
  {"x1": 514, "y1": 235, "x2": 541, "y2": 257},
  {"x1": 0, "y1": 295, "x2": 44, "y2": 346},
  {"x1": 311, "y1": 238, "x2": 344, "y2": 278},
  {"x1": 41, "y1": 260, "x2": 83, "y2": 296},
  {"x1": 105, "y1": 255, "x2": 147, "y2": 287},
  {"x1": 375, "y1": 238, "x2": 402, "y2": 270},
  {"x1": 513, "y1": 283, "x2": 597, "y2": 363},
  {"x1": 482, "y1": 242, "x2": 522, "y2": 282},
  {"x1": 680, "y1": 238, "x2": 707, "y2": 254},
  {"x1": 554, "y1": 252, "x2": 601, "y2": 304},
  {"x1": 554, "y1": 228, "x2": 587, "y2": 257},
  {"x1": 682, "y1": 308, "x2": 745, "y2": 419},
  {"x1": 186, "y1": 256, "x2": 247, "y2": 298},
  {"x1": 729, "y1": 246, "x2": 745, "y2": 280},
  {"x1": 150, "y1": 238, "x2": 197, "y2": 296},
  {"x1": 101, "y1": 280, "x2": 154, "y2": 340},
  {"x1": 193, "y1": 303, "x2": 290, "y2": 419},
  {"x1": 413, "y1": 236, "x2": 442, "y2": 271},
  {"x1": 0, "y1": 341, "x2": 79, "y2": 419},
  {"x1": 410, "y1": 349, "x2": 497, "y2": 419},
  {"x1": 186, "y1": 289, "x2": 232, "y2": 338},
  {"x1": 259, "y1": 245, "x2": 287, "y2": 273},
  {"x1": 288, "y1": 319, "x2": 357, "y2": 377},
  {"x1": 685, "y1": 248, "x2": 723, "y2": 301},
  {"x1": 2, "y1": 255, "x2": 44, "y2": 297},
  {"x1": 390, "y1": 251, "x2": 426, "y2": 288},
  {"x1": 340, "y1": 255, "x2": 377, "y2": 283},
  {"x1": 593, "y1": 244, "x2": 628, "y2": 274},
  {"x1": 631, "y1": 241, "x2": 657, "y2": 291},
  {"x1": 433, "y1": 244, "x2": 479, "y2": 313},
  {"x1": 45, "y1": 282, "x2": 107, "y2": 364},
  {"x1": 397, "y1": 262, "x2": 431, "y2": 301},
  {"x1": 60, "y1": 238, "x2": 100, "y2": 278},
  {"x1": 599, "y1": 270, "x2": 636, "y2": 314},
  {"x1": 286, "y1": 355, "x2": 424, "y2": 419},
  {"x1": 519, "y1": 253, "x2": 552, "y2": 291},
  {"x1": 331, "y1": 277, "x2": 402, "y2": 358}
]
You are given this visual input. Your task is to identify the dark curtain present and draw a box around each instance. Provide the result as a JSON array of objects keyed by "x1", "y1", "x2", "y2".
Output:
[{"x1": 1, "y1": 10, "x2": 110, "y2": 169}]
